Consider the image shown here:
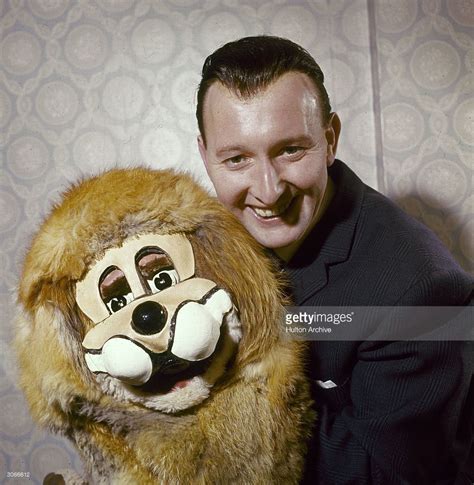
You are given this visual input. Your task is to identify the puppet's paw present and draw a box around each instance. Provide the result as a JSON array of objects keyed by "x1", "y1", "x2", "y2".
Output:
[{"x1": 43, "y1": 469, "x2": 87, "y2": 485}]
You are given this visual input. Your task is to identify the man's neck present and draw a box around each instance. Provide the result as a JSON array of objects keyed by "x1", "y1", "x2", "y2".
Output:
[{"x1": 274, "y1": 175, "x2": 335, "y2": 262}]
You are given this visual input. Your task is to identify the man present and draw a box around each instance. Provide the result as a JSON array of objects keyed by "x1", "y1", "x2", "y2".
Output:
[{"x1": 196, "y1": 36, "x2": 473, "y2": 484}]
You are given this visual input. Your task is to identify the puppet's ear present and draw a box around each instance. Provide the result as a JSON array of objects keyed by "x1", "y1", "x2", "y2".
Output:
[
  {"x1": 18, "y1": 260, "x2": 80, "y2": 322},
  {"x1": 19, "y1": 251, "x2": 85, "y2": 312},
  {"x1": 18, "y1": 215, "x2": 88, "y2": 312},
  {"x1": 18, "y1": 271, "x2": 45, "y2": 313}
]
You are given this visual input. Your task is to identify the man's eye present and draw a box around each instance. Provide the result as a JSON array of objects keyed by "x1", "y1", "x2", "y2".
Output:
[
  {"x1": 147, "y1": 269, "x2": 179, "y2": 293},
  {"x1": 224, "y1": 155, "x2": 251, "y2": 167},
  {"x1": 226, "y1": 155, "x2": 244, "y2": 164},
  {"x1": 106, "y1": 292, "x2": 134, "y2": 313},
  {"x1": 283, "y1": 146, "x2": 303, "y2": 155}
]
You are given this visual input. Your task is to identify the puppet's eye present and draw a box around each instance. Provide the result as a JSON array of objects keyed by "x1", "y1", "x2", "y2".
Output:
[
  {"x1": 106, "y1": 293, "x2": 134, "y2": 313},
  {"x1": 99, "y1": 267, "x2": 133, "y2": 315},
  {"x1": 147, "y1": 269, "x2": 179, "y2": 293},
  {"x1": 136, "y1": 247, "x2": 179, "y2": 294}
]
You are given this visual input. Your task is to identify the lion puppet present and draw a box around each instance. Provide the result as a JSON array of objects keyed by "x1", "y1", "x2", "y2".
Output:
[{"x1": 15, "y1": 168, "x2": 313, "y2": 484}]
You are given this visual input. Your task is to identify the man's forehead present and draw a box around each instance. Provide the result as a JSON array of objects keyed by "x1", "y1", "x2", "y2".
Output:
[
  {"x1": 202, "y1": 72, "x2": 323, "y2": 145},
  {"x1": 204, "y1": 71, "x2": 320, "y2": 107}
]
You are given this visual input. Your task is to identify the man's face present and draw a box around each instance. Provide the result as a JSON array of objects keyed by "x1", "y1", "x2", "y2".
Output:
[{"x1": 198, "y1": 72, "x2": 340, "y2": 260}]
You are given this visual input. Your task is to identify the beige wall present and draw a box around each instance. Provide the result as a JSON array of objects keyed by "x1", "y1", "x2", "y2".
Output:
[{"x1": 1, "y1": 0, "x2": 472, "y2": 481}]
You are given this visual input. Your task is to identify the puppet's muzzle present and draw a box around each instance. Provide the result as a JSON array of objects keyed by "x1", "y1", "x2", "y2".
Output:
[
  {"x1": 83, "y1": 287, "x2": 238, "y2": 386},
  {"x1": 85, "y1": 338, "x2": 154, "y2": 385}
]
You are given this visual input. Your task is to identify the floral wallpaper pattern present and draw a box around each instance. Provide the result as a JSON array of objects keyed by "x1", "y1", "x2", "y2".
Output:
[{"x1": 0, "y1": 0, "x2": 472, "y2": 482}]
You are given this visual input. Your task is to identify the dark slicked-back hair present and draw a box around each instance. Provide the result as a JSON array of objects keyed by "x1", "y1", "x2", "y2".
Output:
[{"x1": 196, "y1": 35, "x2": 332, "y2": 144}]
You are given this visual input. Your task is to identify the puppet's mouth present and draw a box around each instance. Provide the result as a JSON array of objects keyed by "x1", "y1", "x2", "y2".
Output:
[
  {"x1": 138, "y1": 331, "x2": 230, "y2": 395},
  {"x1": 137, "y1": 357, "x2": 212, "y2": 394},
  {"x1": 84, "y1": 338, "x2": 214, "y2": 391}
]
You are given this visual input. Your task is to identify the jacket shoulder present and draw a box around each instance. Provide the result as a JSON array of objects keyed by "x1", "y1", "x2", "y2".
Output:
[{"x1": 349, "y1": 187, "x2": 472, "y2": 305}]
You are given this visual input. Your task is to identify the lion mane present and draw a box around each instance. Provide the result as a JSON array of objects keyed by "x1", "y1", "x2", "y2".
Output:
[{"x1": 15, "y1": 168, "x2": 313, "y2": 484}]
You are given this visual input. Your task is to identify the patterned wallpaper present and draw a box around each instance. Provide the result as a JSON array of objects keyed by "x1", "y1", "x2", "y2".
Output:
[
  {"x1": 0, "y1": 0, "x2": 472, "y2": 482},
  {"x1": 374, "y1": 0, "x2": 473, "y2": 273}
]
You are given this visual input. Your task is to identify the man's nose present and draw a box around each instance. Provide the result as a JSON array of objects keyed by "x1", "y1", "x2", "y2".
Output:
[{"x1": 251, "y1": 158, "x2": 285, "y2": 205}]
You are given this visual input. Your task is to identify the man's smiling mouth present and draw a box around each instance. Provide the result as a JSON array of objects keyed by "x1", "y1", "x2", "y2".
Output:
[{"x1": 251, "y1": 197, "x2": 294, "y2": 219}]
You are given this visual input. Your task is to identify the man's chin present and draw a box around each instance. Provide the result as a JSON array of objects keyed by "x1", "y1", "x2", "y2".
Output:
[{"x1": 248, "y1": 227, "x2": 304, "y2": 252}]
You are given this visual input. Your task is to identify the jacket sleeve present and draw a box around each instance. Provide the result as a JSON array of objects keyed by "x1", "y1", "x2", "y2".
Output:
[{"x1": 303, "y1": 270, "x2": 474, "y2": 485}]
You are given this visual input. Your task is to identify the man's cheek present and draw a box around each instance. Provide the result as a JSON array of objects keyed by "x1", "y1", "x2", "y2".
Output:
[
  {"x1": 289, "y1": 169, "x2": 325, "y2": 194},
  {"x1": 215, "y1": 185, "x2": 240, "y2": 209},
  {"x1": 217, "y1": 179, "x2": 244, "y2": 202}
]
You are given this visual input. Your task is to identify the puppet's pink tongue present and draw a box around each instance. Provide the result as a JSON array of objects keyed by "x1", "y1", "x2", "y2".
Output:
[{"x1": 171, "y1": 379, "x2": 191, "y2": 391}]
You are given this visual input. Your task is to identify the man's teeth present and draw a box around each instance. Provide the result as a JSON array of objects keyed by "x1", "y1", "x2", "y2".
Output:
[
  {"x1": 253, "y1": 201, "x2": 291, "y2": 218},
  {"x1": 254, "y1": 207, "x2": 280, "y2": 217}
]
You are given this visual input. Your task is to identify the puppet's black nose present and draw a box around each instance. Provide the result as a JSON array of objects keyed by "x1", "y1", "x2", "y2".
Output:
[{"x1": 132, "y1": 301, "x2": 168, "y2": 335}]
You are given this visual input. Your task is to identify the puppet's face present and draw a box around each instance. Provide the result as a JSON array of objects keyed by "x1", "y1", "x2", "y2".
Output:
[{"x1": 76, "y1": 233, "x2": 241, "y2": 411}]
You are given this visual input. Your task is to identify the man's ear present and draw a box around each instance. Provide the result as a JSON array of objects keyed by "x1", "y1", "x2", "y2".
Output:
[
  {"x1": 325, "y1": 112, "x2": 341, "y2": 167},
  {"x1": 197, "y1": 135, "x2": 209, "y2": 169}
]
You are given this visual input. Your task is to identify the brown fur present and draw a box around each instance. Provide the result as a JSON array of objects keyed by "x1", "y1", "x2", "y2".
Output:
[{"x1": 15, "y1": 168, "x2": 314, "y2": 484}]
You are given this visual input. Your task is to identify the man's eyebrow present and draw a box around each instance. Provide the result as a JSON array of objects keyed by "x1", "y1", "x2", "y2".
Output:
[
  {"x1": 215, "y1": 145, "x2": 246, "y2": 157},
  {"x1": 275, "y1": 135, "x2": 314, "y2": 147}
]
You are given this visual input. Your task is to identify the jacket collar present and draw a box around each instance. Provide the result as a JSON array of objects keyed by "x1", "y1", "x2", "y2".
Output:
[{"x1": 282, "y1": 160, "x2": 366, "y2": 304}]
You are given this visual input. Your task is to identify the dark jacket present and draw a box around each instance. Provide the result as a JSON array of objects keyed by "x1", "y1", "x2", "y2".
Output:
[{"x1": 284, "y1": 160, "x2": 473, "y2": 484}]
